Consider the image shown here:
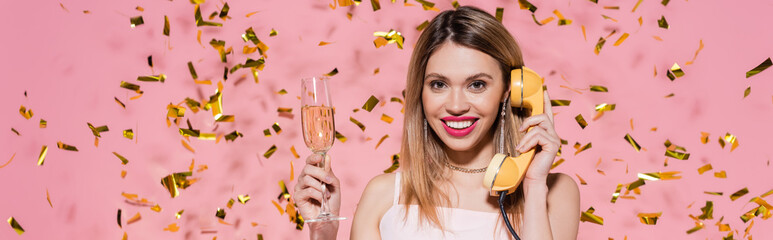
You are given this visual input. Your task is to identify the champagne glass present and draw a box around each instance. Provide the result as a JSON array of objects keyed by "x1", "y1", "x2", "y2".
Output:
[{"x1": 300, "y1": 76, "x2": 346, "y2": 222}]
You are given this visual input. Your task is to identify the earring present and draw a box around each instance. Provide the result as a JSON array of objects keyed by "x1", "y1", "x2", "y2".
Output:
[
  {"x1": 499, "y1": 100, "x2": 506, "y2": 154},
  {"x1": 424, "y1": 119, "x2": 428, "y2": 141}
]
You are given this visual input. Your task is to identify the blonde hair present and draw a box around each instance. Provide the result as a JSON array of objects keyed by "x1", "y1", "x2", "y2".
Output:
[{"x1": 399, "y1": 5, "x2": 528, "y2": 235}]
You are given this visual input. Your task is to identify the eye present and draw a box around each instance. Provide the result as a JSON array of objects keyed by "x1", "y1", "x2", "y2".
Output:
[
  {"x1": 468, "y1": 80, "x2": 486, "y2": 92},
  {"x1": 429, "y1": 80, "x2": 447, "y2": 89}
]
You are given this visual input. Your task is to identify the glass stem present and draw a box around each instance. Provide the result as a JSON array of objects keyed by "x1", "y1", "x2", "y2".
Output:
[{"x1": 317, "y1": 152, "x2": 331, "y2": 215}]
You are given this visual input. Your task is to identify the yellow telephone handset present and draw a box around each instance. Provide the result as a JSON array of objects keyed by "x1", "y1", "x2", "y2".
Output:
[{"x1": 483, "y1": 67, "x2": 544, "y2": 196}]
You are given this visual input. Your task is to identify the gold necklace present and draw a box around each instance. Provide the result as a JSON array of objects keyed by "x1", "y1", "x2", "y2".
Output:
[{"x1": 445, "y1": 161, "x2": 487, "y2": 173}]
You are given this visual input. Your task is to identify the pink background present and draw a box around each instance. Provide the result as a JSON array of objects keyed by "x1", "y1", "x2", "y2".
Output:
[{"x1": 2, "y1": 0, "x2": 772, "y2": 239}]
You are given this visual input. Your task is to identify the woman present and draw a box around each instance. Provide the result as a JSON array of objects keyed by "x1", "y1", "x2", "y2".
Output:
[{"x1": 293, "y1": 6, "x2": 580, "y2": 239}]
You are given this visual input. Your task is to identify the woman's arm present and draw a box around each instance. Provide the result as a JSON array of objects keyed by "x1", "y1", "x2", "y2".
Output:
[
  {"x1": 350, "y1": 173, "x2": 395, "y2": 240},
  {"x1": 521, "y1": 173, "x2": 580, "y2": 240}
]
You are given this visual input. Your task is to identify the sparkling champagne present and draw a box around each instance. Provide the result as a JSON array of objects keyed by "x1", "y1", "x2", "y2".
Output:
[{"x1": 301, "y1": 106, "x2": 335, "y2": 153}]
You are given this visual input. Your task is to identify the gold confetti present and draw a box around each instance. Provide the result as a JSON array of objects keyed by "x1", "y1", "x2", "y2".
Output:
[
  {"x1": 124, "y1": 213, "x2": 145, "y2": 226},
  {"x1": 575, "y1": 114, "x2": 588, "y2": 129},
  {"x1": 113, "y1": 152, "x2": 129, "y2": 165},
  {"x1": 594, "y1": 37, "x2": 606, "y2": 55},
  {"x1": 746, "y1": 58, "x2": 772, "y2": 78},
  {"x1": 575, "y1": 174, "x2": 587, "y2": 185},
  {"x1": 686, "y1": 221, "x2": 704, "y2": 234},
  {"x1": 151, "y1": 204, "x2": 162, "y2": 212},
  {"x1": 517, "y1": 0, "x2": 537, "y2": 12},
  {"x1": 416, "y1": 20, "x2": 430, "y2": 31},
  {"x1": 276, "y1": 89, "x2": 288, "y2": 95},
  {"x1": 700, "y1": 132, "x2": 710, "y2": 144},
  {"x1": 495, "y1": 8, "x2": 504, "y2": 22},
  {"x1": 130, "y1": 16, "x2": 144, "y2": 28},
  {"x1": 613, "y1": 33, "x2": 629, "y2": 46},
  {"x1": 181, "y1": 140, "x2": 195, "y2": 153},
  {"x1": 87, "y1": 122, "x2": 109, "y2": 137},
  {"x1": 120, "y1": 81, "x2": 142, "y2": 94},
  {"x1": 627, "y1": 179, "x2": 645, "y2": 191},
  {"x1": 227, "y1": 198, "x2": 234, "y2": 208},
  {"x1": 121, "y1": 170, "x2": 127, "y2": 178},
  {"x1": 216, "y1": 208, "x2": 226, "y2": 219},
  {"x1": 553, "y1": 9, "x2": 572, "y2": 25},
  {"x1": 580, "y1": 207, "x2": 604, "y2": 225},
  {"x1": 224, "y1": 131, "x2": 243, "y2": 142},
  {"x1": 378, "y1": 114, "x2": 394, "y2": 123},
  {"x1": 160, "y1": 171, "x2": 194, "y2": 198},
  {"x1": 39, "y1": 119, "x2": 47, "y2": 128},
  {"x1": 589, "y1": 85, "x2": 608, "y2": 92},
  {"x1": 638, "y1": 212, "x2": 662, "y2": 225},
  {"x1": 0, "y1": 153, "x2": 15, "y2": 168},
  {"x1": 603, "y1": 6, "x2": 619, "y2": 10},
  {"x1": 375, "y1": 134, "x2": 389, "y2": 149},
  {"x1": 718, "y1": 132, "x2": 739, "y2": 151},
  {"x1": 18, "y1": 105, "x2": 33, "y2": 119},
  {"x1": 730, "y1": 188, "x2": 749, "y2": 201},
  {"x1": 318, "y1": 41, "x2": 333, "y2": 46},
  {"x1": 550, "y1": 158, "x2": 565, "y2": 169},
  {"x1": 335, "y1": 131, "x2": 347, "y2": 143},
  {"x1": 264, "y1": 145, "x2": 277, "y2": 158},
  {"x1": 383, "y1": 154, "x2": 400, "y2": 173},
  {"x1": 611, "y1": 184, "x2": 623, "y2": 203},
  {"x1": 744, "y1": 86, "x2": 751, "y2": 98},
  {"x1": 7, "y1": 217, "x2": 24, "y2": 235},
  {"x1": 697, "y1": 164, "x2": 713, "y2": 174},
  {"x1": 238, "y1": 195, "x2": 251, "y2": 204},
  {"x1": 685, "y1": 39, "x2": 704, "y2": 65},
  {"x1": 623, "y1": 133, "x2": 641, "y2": 152},
  {"x1": 638, "y1": 171, "x2": 681, "y2": 181},
  {"x1": 704, "y1": 191, "x2": 723, "y2": 196},
  {"x1": 195, "y1": 4, "x2": 222, "y2": 27},
  {"x1": 163, "y1": 223, "x2": 179, "y2": 232},
  {"x1": 714, "y1": 171, "x2": 727, "y2": 178},
  {"x1": 175, "y1": 210, "x2": 184, "y2": 219},
  {"x1": 57, "y1": 141, "x2": 78, "y2": 151},
  {"x1": 350, "y1": 117, "x2": 366, "y2": 131},
  {"x1": 574, "y1": 142, "x2": 592, "y2": 155},
  {"x1": 549, "y1": 99, "x2": 571, "y2": 107},
  {"x1": 269, "y1": 28, "x2": 278, "y2": 36},
  {"x1": 37, "y1": 145, "x2": 48, "y2": 166},
  {"x1": 657, "y1": 15, "x2": 669, "y2": 29},
  {"x1": 699, "y1": 201, "x2": 714, "y2": 220},
  {"x1": 290, "y1": 146, "x2": 300, "y2": 158},
  {"x1": 362, "y1": 95, "x2": 379, "y2": 112},
  {"x1": 11, "y1": 128, "x2": 20, "y2": 136},
  {"x1": 373, "y1": 29, "x2": 404, "y2": 49}
]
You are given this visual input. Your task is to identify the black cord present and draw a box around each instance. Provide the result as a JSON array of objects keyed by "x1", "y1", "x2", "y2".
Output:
[{"x1": 498, "y1": 191, "x2": 521, "y2": 240}]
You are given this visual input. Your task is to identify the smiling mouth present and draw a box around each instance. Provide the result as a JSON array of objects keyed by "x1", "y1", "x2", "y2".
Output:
[{"x1": 442, "y1": 119, "x2": 477, "y2": 130}]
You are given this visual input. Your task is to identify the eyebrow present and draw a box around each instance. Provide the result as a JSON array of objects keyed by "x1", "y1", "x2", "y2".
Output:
[{"x1": 424, "y1": 72, "x2": 494, "y2": 82}]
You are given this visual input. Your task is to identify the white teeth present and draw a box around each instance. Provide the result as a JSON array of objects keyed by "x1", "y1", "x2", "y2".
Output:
[{"x1": 445, "y1": 120, "x2": 473, "y2": 129}]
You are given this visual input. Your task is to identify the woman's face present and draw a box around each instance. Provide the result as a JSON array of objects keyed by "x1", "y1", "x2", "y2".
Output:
[{"x1": 422, "y1": 42, "x2": 506, "y2": 152}]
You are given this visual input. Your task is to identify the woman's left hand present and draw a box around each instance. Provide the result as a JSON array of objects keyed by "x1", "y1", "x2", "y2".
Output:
[{"x1": 515, "y1": 90, "x2": 561, "y2": 186}]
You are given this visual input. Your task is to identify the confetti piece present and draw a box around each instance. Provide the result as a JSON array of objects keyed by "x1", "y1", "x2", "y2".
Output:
[
  {"x1": 700, "y1": 132, "x2": 710, "y2": 144},
  {"x1": 151, "y1": 204, "x2": 162, "y2": 212},
  {"x1": 378, "y1": 114, "x2": 394, "y2": 124},
  {"x1": 697, "y1": 164, "x2": 713, "y2": 174},
  {"x1": 714, "y1": 171, "x2": 727, "y2": 178},
  {"x1": 264, "y1": 145, "x2": 277, "y2": 158},
  {"x1": 226, "y1": 198, "x2": 235, "y2": 208},
  {"x1": 575, "y1": 114, "x2": 588, "y2": 129},
  {"x1": 162, "y1": 15, "x2": 170, "y2": 36},
  {"x1": 589, "y1": 85, "x2": 608, "y2": 92},
  {"x1": 517, "y1": 0, "x2": 537, "y2": 12},
  {"x1": 6, "y1": 216, "x2": 25, "y2": 235},
  {"x1": 335, "y1": 131, "x2": 347, "y2": 143},
  {"x1": 613, "y1": 33, "x2": 629, "y2": 46},
  {"x1": 238, "y1": 194, "x2": 251, "y2": 204},
  {"x1": 550, "y1": 158, "x2": 565, "y2": 169},
  {"x1": 163, "y1": 223, "x2": 179, "y2": 232},
  {"x1": 657, "y1": 15, "x2": 669, "y2": 29},
  {"x1": 580, "y1": 207, "x2": 604, "y2": 225},
  {"x1": 87, "y1": 123, "x2": 109, "y2": 137},
  {"x1": 603, "y1": 6, "x2": 619, "y2": 10},
  {"x1": 704, "y1": 191, "x2": 723, "y2": 196},
  {"x1": 575, "y1": 174, "x2": 587, "y2": 185},
  {"x1": 57, "y1": 141, "x2": 78, "y2": 151},
  {"x1": 39, "y1": 119, "x2": 47, "y2": 128},
  {"x1": 744, "y1": 86, "x2": 751, "y2": 98},
  {"x1": 730, "y1": 188, "x2": 749, "y2": 201},
  {"x1": 553, "y1": 9, "x2": 572, "y2": 25},
  {"x1": 218, "y1": 2, "x2": 230, "y2": 19},
  {"x1": 130, "y1": 16, "x2": 144, "y2": 28},
  {"x1": 383, "y1": 154, "x2": 400, "y2": 173},
  {"x1": 638, "y1": 171, "x2": 681, "y2": 181},
  {"x1": 318, "y1": 41, "x2": 334, "y2": 46},
  {"x1": 290, "y1": 146, "x2": 300, "y2": 158},
  {"x1": 600, "y1": 14, "x2": 617, "y2": 22},
  {"x1": 623, "y1": 133, "x2": 641, "y2": 152},
  {"x1": 375, "y1": 134, "x2": 389, "y2": 149},
  {"x1": 181, "y1": 140, "x2": 195, "y2": 153},
  {"x1": 574, "y1": 142, "x2": 592, "y2": 155},
  {"x1": 0, "y1": 153, "x2": 15, "y2": 168},
  {"x1": 495, "y1": 8, "x2": 504, "y2": 22},
  {"x1": 195, "y1": 5, "x2": 223, "y2": 27},
  {"x1": 216, "y1": 208, "x2": 226, "y2": 219},
  {"x1": 661, "y1": 0, "x2": 670, "y2": 6},
  {"x1": 686, "y1": 222, "x2": 704, "y2": 234},
  {"x1": 121, "y1": 170, "x2": 127, "y2": 178},
  {"x1": 361, "y1": 95, "x2": 379, "y2": 112},
  {"x1": 19, "y1": 105, "x2": 33, "y2": 119},
  {"x1": 160, "y1": 171, "x2": 194, "y2": 198},
  {"x1": 325, "y1": 68, "x2": 338, "y2": 76},
  {"x1": 11, "y1": 128, "x2": 20, "y2": 136},
  {"x1": 611, "y1": 184, "x2": 623, "y2": 203},
  {"x1": 350, "y1": 117, "x2": 366, "y2": 131},
  {"x1": 746, "y1": 58, "x2": 772, "y2": 78},
  {"x1": 120, "y1": 81, "x2": 142, "y2": 94},
  {"x1": 373, "y1": 29, "x2": 404, "y2": 49},
  {"x1": 594, "y1": 37, "x2": 606, "y2": 55},
  {"x1": 718, "y1": 132, "x2": 739, "y2": 151},
  {"x1": 269, "y1": 28, "x2": 278, "y2": 36},
  {"x1": 685, "y1": 39, "x2": 704, "y2": 65},
  {"x1": 638, "y1": 212, "x2": 662, "y2": 225},
  {"x1": 224, "y1": 131, "x2": 243, "y2": 142},
  {"x1": 127, "y1": 212, "x2": 141, "y2": 225},
  {"x1": 550, "y1": 99, "x2": 571, "y2": 106},
  {"x1": 699, "y1": 201, "x2": 714, "y2": 220}
]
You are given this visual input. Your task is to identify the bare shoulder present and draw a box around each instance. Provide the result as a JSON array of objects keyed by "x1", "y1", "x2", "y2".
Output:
[
  {"x1": 352, "y1": 172, "x2": 398, "y2": 238},
  {"x1": 546, "y1": 172, "x2": 580, "y2": 202}
]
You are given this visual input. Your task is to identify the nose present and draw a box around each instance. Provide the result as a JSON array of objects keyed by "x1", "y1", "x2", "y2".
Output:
[{"x1": 446, "y1": 88, "x2": 470, "y2": 115}]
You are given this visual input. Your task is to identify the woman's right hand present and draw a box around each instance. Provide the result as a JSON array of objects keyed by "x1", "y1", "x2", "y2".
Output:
[{"x1": 293, "y1": 154, "x2": 341, "y2": 240}]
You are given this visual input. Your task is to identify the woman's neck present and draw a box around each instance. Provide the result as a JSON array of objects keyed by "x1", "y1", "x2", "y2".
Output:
[{"x1": 443, "y1": 132, "x2": 496, "y2": 169}]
